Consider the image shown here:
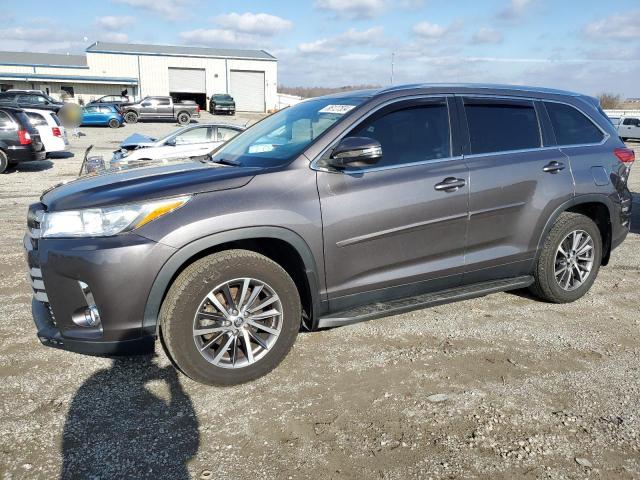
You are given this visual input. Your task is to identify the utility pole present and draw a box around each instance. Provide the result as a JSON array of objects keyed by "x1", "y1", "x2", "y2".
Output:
[{"x1": 390, "y1": 51, "x2": 395, "y2": 85}]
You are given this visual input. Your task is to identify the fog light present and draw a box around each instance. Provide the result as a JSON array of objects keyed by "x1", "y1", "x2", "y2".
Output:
[{"x1": 71, "y1": 281, "x2": 102, "y2": 328}]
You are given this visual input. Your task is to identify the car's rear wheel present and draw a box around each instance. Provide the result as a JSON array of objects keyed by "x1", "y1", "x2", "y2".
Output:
[
  {"x1": 177, "y1": 112, "x2": 191, "y2": 125},
  {"x1": 108, "y1": 118, "x2": 120, "y2": 128},
  {"x1": 529, "y1": 212, "x2": 602, "y2": 303},
  {"x1": 0, "y1": 150, "x2": 7, "y2": 174},
  {"x1": 124, "y1": 111, "x2": 138, "y2": 124},
  {"x1": 160, "y1": 249, "x2": 301, "y2": 386}
]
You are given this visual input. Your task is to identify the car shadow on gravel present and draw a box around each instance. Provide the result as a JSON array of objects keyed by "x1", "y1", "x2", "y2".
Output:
[
  {"x1": 8, "y1": 160, "x2": 54, "y2": 173},
  {"x1": 60, "y1": 355, "x2": 199, "y2": 480}
]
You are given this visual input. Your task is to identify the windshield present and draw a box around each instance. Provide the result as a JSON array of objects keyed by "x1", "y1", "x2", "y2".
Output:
[
  {"x1": 209, "y1": 96, "x2": 366, "y2": 167},
  {"x1": 214, "y1": 94, "x2": 232, "y2": 100}
]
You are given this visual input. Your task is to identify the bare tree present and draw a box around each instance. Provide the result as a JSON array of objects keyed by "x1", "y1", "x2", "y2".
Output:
[{"x1": 598, "y1": 93, "x2": 622, "y2": 109}]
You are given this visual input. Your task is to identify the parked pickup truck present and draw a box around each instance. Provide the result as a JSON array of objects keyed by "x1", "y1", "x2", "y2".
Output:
[
  {"x1": 616, "y1": 116, "x2": 640, "y2": 141},
  {"x1": 121, "y1": 96, "x2": 200, "y2": 125}
]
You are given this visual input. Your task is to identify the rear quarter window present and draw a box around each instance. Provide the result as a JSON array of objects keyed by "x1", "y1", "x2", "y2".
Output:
[
  {"x1": 0, "y1": 111, "x2": 15, "y2": 129},
  {"x1": 544, "y1": 102, "x2": 604, "y2": 145}
]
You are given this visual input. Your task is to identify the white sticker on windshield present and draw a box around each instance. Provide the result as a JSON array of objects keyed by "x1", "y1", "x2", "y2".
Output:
[
  {"x1": 248, "y1": 144, "x2": 275, "y2": 153},
  {"x1": 318, "y1": 104, "x2": 356, "y2": 115}
]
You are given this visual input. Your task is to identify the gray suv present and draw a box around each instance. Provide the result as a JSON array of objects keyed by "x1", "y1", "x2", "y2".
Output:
[{"x1": 25, "y1": 84, "x2": 635, "y2": 385}]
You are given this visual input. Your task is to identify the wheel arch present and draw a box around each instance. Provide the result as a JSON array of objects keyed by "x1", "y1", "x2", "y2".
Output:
[
  {"x1": 536, "y1": 195, "x2": 614, "y2": 266},
  {"x1": 143, "y1": 227, "x2": 321, "y2": 336}
]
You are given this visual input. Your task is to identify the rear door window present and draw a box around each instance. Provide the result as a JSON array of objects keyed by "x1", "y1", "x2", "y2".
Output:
[
  {"x1": 216, "y1": 127, "x2": 240, "y2": 142},
  {"x1": 0, "y1": 111, "x2": 15, "y2": 129},
  {"x1": 463, "y1": 98, "x2": 541, "y2": 154},
  {"x1": 544, "y1": 102, "x2": 604, "y2": 145},
  {"x1": 345, "y1": 99, "x2": 451, "y2": 168},
  {"x1": 26, "y1": 112, "x2": 47, "y2": 126}
]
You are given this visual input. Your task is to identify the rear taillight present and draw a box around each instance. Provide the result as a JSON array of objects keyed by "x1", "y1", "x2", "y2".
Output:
[
  {"x1": 614, "y1": 147, "x2": 635, "y2": 164},
  {"x1": 52, "y1": 127, "x2": 62, "y2": 137},
  {"x1": 196, "y1": 105, "x2": 201, "y2": 113},
  {"x1": 18, "y1": 129, "x2": 31, "y2": 145}
]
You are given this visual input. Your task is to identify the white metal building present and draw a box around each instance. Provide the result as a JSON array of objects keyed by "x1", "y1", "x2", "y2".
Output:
[{"x1": 0, "y1": 42, "x2": 278, "y2": 112}]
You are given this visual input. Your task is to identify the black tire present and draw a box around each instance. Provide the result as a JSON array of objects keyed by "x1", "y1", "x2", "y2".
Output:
[
  {"x1": 108, "y1": 118, "x2": 120, "y2": 128},
  {"x1": 529, "y1": 212, "x2": 602, "y2": 303},
  {"x1": 124, "y1": 111, "x2": 138, "y2": 124},
  {"x1": 177, "y1": 112, "x2": 190, "y2": 125},
  {"x1": 230, "y1": 110, "x2": 235, "y2": 116},
  {"x1": 0, "y1": 150, "x2": 7, "y2": 174},
  {"x1": 160, "y1": 249, "x2": 301, "y2": 386}
]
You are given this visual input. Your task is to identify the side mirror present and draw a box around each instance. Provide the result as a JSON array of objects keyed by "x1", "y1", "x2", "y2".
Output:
[
  {"x1": 327, "y1": 136, "x2": 382, "y2": 169},
  {"x1": 165, "y1": 138, "x2": 177, "y2": 146}
]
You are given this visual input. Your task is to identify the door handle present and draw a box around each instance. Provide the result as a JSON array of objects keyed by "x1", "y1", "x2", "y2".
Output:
[
  {"x1": 434, "y1": 177, "x2": 466, "y2": 192},
  {"x1": 542, "y1": 161, "x2": 565, "y2": 173}
]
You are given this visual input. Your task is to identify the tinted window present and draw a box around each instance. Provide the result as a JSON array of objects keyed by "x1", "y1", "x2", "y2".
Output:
[
  {"x1": 622, "y1": 117, "x2": 640, "y2": 126},
  {"x1": 545, "y1": 102, "x2": 604, "y2": 145},
  {"x1": 99, "y1": 106, "x2": 113, "y2": 114},
  {"x1": 346, "y1": 101, "x2": 450, "y2": 168},
  {"x1": 464, "y1": 100, "x2": 540, "y2": 154},
  {"x1": 0, "y1": 111, "x2": 15, "y2": 129},
  {"x1": 26, "y1": 112, "x2": 47, "y2": 126},
  {"x1": 156, "y1": 98, "x2": 170, "y2": 106}
]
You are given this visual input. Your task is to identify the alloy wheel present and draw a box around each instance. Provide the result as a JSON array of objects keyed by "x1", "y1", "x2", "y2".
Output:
[
  {"x1": 193, "y1": 278, "x2": 283, "y2": 369},
  {"x1": 554, "y1": 230, "x2": 595, "y2": 291}
]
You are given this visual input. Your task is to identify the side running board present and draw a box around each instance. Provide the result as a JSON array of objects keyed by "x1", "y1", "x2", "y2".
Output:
[{"x1": 317, "y1": 275, "x2": 534, "y2": 329}]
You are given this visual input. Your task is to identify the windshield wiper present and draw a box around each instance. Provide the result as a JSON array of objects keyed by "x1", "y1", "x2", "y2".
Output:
[{"x1": 208, "y1": 157, "x2": 241, "y2": 166}]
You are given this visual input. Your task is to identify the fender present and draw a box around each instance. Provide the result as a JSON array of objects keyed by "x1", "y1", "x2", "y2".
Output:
[
  {"x1": 534, "y1": 193, "x2": 615, "y2": 262},
  {"x1": 142, "y1": 226, "x2": 322, "y2": 335}
]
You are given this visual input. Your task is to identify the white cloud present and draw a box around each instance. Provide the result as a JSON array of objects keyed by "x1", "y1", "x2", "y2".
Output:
[
  {"x1": 583, "y1": 10, "x2": 640, "y2": 40},
  {"x1": 412, "y1": 21, "x2": 447, "y2": 38},
  {"x1": 497, "y1": 0, "x2": 533, "y2": 20},
  {"x1": 471, "y1": 27, "x2": 503, "y2": 44},
  {"x1": 112, "y1": 0, "x2": 190, "y2": 20},
  {"x1": 179, "y1": 29, "x2": 263, "y2": 48},
  {"x1": 298, "y1": 27, "x2": 384, "y2": 54},
  {"x1": 315, "y1": 0, "x2": 387, "y2": 19},
  {"x1": 94, "y1": 16, "x2": 135, "y2": 30},
  {"x1": 0, "y1": 27, "x2": 79, "y2": 42},
  {"x1": 214, "y1": 12, "x2": 292, "y2": 36},
  {"x1": 102, "y1": 32, "x2": 130, "y2": 43}
]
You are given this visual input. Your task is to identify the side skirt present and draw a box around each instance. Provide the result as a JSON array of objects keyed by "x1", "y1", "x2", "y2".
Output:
[{"x1": 317, "y1": 275, "x2": 534, "y2": 329}]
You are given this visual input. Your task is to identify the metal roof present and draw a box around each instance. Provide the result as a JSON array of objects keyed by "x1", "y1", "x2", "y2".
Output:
[
  {"x1": 0, "y1": 51, "x2": 87, "y2": 68},
  {"x1": 0, "y1": 72, "x2": 137, "y2": 84},
  {"x1": 86, "y1": 41, "x2": 276, "y2": 61}
]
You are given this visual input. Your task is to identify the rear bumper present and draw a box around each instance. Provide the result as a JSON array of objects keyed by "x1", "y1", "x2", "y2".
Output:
[{"x1": 6, "y1": 145, "x2": 46, "y2": 163}]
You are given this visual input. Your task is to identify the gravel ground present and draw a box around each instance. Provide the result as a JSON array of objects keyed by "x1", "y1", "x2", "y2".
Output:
[{"x1": 0, "y1": 117, "x2": 638, "y2": 479}]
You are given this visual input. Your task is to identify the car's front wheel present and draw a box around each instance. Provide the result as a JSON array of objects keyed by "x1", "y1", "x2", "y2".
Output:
[
  {"x1": 160, "y1": 250, "x2": 301, "y2": 386},
  {"x1": 530, "y1": 212, "x2": 602, "y2": 303}
]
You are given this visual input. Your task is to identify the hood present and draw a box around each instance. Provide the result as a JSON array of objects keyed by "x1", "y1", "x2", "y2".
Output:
[
  {"x1": 120, "y1": 132, "x2": 158, "y2": 148},
  {"x1": 41, "y1": 157, "x2": 262, "y2": 211}
]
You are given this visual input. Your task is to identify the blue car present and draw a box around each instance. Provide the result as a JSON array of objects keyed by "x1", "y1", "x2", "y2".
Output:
[{"x1": 81, "y1": 105, "x2": 124, "y2": 128}]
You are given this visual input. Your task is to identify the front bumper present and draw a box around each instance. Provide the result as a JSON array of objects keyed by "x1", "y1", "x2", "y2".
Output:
[{"x1": 25, "y1": 203, "x2": 176, "y2": 355}]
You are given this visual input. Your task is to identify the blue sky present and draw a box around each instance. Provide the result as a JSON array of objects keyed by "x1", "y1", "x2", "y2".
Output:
[{"x1": 2, "y1": 0, "x2": 639, "y2": 96}]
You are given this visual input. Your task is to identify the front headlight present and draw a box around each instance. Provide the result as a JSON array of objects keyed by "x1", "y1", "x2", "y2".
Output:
[{"x1": 40, "y1": 196, "x2": 191, "y2": 238}]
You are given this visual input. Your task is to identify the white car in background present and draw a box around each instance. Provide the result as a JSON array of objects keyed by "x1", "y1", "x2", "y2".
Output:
[
  {"x1": 24, "y1": 108, "x2": 68, "y2": 156},
  {"x1": 112, "y1": 123, "x2": 244, "y2": 164}
]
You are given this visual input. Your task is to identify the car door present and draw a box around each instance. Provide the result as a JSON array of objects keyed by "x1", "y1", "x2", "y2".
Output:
[
  {"x1": 81, "y1": 106, "x2": 99, "y2": 125},
  {"x1": 457, "y1": 96, "x2": 575, "y2": 284},
  {"x1": 316, "y1": 97, "x2": 469, "y2": 311},
  {"x1": 620, "y1": 117, "x2": 640, "y2": 139},
  {"x1": 138, "y1": 99, "x2": 155, "y2": 118},
  {"x1": 156, "y1": 98, "x2": 173, "y2": 118}
]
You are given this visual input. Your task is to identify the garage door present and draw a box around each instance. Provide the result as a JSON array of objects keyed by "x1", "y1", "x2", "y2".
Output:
[
  {"x1": 168, "y1": 68, "x2": 206, "y2": 93},
  {"x1": 229, "y1": 70, "x2": 265, "y2": 112}
]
